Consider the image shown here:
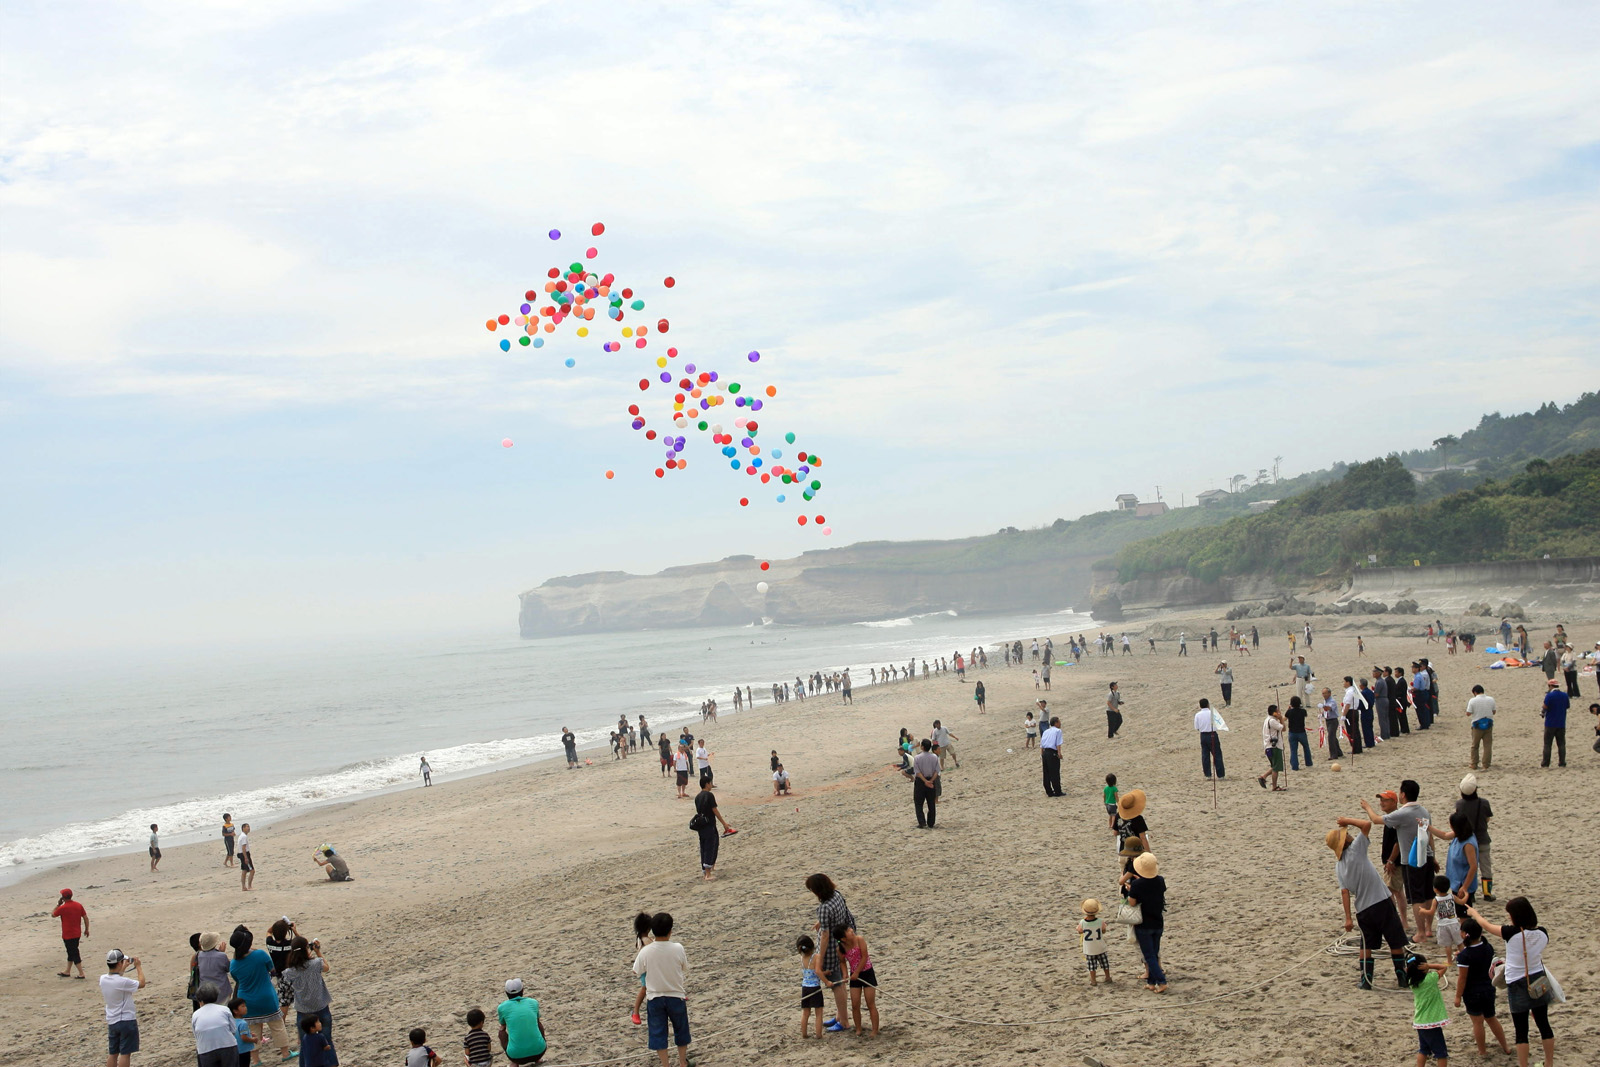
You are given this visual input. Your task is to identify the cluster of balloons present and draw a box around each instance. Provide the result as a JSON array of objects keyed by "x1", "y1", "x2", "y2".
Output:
[{"x1": 485, "y1": 225, "x2": 834, "y2": 550}]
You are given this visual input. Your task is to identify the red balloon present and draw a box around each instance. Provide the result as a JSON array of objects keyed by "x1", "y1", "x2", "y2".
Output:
[
  {"x1": 497, "y1": 314, "x2": 510, "y2": 325},
  {"x1": 666, "y1": 459, "x2": 677, "y2": 469},
  {"x1": 585, "y1": 247, "x2": 598, "y2": 258},
  {"x1": 628, "y1": 404, "x2": 640, "y2": 415},
  {"x1": 524, "y1": 290, "x2": 536, "y2": 300},
  {"x1": 639, "y1": 379, "x2": 650, "y2": 390},
  {"x1": 655, "y1": 468, "x2": 664, "y2": 478},
  {"x1": 760, "y1": 473, "x2": 770, "y2": 483},
  {"x1": 621, "y1": 288, "x2": 634, "y2": 299},
  {"x1": 739, "y1": 497, "x2": 749, "y2": 506},
  {"x1": 746, "y1": 420, "x2": 758, "y2": 431},
  {"x1": 605, "y1": 470, "x2": 615, "y2": 479},
  {"x1": 814, "y1": 515, "x2": 825, "y2": 524},
  {"x1": 547, "y1": 267, "x2": 560, "y2": 278},
  {"x1": 657, "y1": 319, "x2": 669, "y2": 333},
  {"x1": 759, "y1": 561, "x2": 770, "y2": 570},
  {"x1": 663, "y1": 276, "x2": 675, "y2": 288},
  {"x1": 797, "y1": 451, "x2": 808, "y2": 461},
  {"x1": 667, "y1": 347, "x2": 678, "y2": 357},
  {"x1": 797, "y1": 516, "x2": 808, "y2": 525},
  {"x1": 645, "y1": 430, "x2": 657, "y2": 440},
  {"x1": 591, "y1": 222, "x2": 605, "y2": 236}
]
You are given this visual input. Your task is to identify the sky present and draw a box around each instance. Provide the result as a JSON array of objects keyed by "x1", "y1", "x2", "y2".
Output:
[{"x1": 2, "y1": 1, "x2": 1597, "y2": 654}]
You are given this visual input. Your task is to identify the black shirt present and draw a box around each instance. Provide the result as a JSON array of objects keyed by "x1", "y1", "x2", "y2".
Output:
[
  {"x1": 1285, "y1": 705, "x2": 1309, "y2": 732},
  {"x1": 1456, "y1": 940, "x2": 1493, "y2": 992},
  {"x1": 694, "y1": 790, "x2": 717, "y2": 823},
  {"x1": 1128, "y1": 874, "x2": 1167, "y2": 928},
  {"x1": 1115, "y1": 814, "x2": 1149, "y2": 841},
  {"x1": 1381, "y1": 826, "x2": 1400, "y2": 866}
]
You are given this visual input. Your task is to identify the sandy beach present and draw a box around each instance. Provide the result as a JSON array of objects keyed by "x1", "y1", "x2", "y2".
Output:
[{"x1": 6, "y1": 613, "x2": 1598, "y2": 1067}]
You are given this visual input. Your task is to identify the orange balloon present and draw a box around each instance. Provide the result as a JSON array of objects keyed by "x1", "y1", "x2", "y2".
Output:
[
  {"x1": 543, "y1": 322, "x2": 555, "y2": 333},
  {"x1": 485, "y1": 319, "x2": 498, "y2": 331},
  {"x1": 765, "y1": 385, "x2": 776, "y2": 396},
  {"x1": 605, "y1": 470, "x2": 615, "y2": 479}
]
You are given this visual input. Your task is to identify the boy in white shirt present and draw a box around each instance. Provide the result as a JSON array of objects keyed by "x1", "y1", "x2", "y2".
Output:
[
  {"x1": 632, "y1": 913, "x2": 691, "y2": 1067},
  {"x1": 1078, "y1": 899, "x2": 1110, "y2": 985}
]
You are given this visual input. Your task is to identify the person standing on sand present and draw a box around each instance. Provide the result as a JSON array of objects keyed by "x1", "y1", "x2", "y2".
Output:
[
  {"x1": 692, "y1": 772, "x2": 734, "y2": 880},
  {"x1": 912, "y1": 739, "x2": 940, "y2": 829},
  {"x1": 694, "y1": 739, "x2": 711, "y2": 777},
  {"x1": 1327, "y1": 819, "x2": 1410, "y2": 990},
  {"x1": 222, "y1": 815, "x2": 236, "y2": 868},
  {"x1": 1465, "y1": 686, "x2": 1495, "y2": 771},
  {"x1": 1106, "y1": 682, "x2": 1124, "y2": 739},
  {"x1": 1540, "y1": 678, "x2": 1569, "y2": 767},
  {"x1": 1321, "y1": 686, "x2": 1343, "y2": 760},
  {"x1": 419, "y1": 757, "x2": 432, "y2": 787},
  {"x1": 1040, "y1": 710, "x2": 1065, "y2": 797},
  {"x1": 632, "y1": 915, "x2": 689, "y2": 1067},
  {"x1": 1454, "y1": 776, "x2": 1495, "y2": 901},
  {"x1": 658, "y1": 734, "x2": 671, "y2": 777},
  {"x1": 101, "y1": 948, "x2": 147, "y2": 1067},
  {"x1": 1258, "y1": 705, "x2": 1286, "y2": 791},
  {"x1": 932, "y1": 720, "x2": 958, "y2": 769},
  {"x1": 1215, "y1": 661, "x2": 1233, "y2": 707},
  {"x1": 563, "y1": 728, "x2": 579, "y2": 769},
  {"x1": 1121, "y1": 852, "x2": 1167, "y2": 992},
  {"x1": 1340, "y1": 678, "x2": 1366, "y2": 756},
  {"x1": 238, "y1": 823, "x2": 256, "y2": 892},
  {"x1": 973, "y1": 681, "x2": 986, "y2": 713},
  {"x1": 53, "y1": 888, "x2": 89, "y2": 978},
  {"x1": 1194, "y1": 699, "x2": 1226, "y2": 780},
  {"x1": 1041, "y1": 660, "x2": 1052, "y2": 690},
  {"x1": 673, "y1": 745, "x2": 691, "y2": 799},
  {"x1": 1362, "y1": 782, "x2": 1435, "y2": 941},
  {"x1": 1178, "y1": 632, "x2": 1187, "y2": 656},
  {"x1": 1285, "y1": 696, "x2": 1313, "y2": 770},
  {"x1": 805, "y1": 874, "x2": 856, "y2": 1033},
  {"x1": 840, "y1": 670, "x2": 852, "y2": 704}
]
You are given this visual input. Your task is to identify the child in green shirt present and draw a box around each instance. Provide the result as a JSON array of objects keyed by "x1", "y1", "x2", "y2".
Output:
[
  {"x1": 1103, "y1": 774, "x2": 1118, "y2": 834},
  {"x1": 1405, "y1": 952, "x2": 1450, "y2": 1067}
]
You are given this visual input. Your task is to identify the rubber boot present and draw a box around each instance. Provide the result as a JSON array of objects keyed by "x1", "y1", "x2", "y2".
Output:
[
  {"x1": 1358, "y1": 958, "x2": 1374, "y2": 990},
  {"x1": 1482, "y1": 878, "x2": 1494, "y2": 902},
  {"x1": 1393, "y1": 954, "x2": 1409, "y2": 989}
]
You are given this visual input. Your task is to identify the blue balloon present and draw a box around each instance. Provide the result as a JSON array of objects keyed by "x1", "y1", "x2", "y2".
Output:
[
  {"x1": 730, "y1": 459, "x2": 740, "y2": 470},
  {"x1": 499, "y1": 338, "x2": 510, "y2": 351},
  {"x1": 533, "y1": 337, "x2": 545, "y2": 348},
  {"x1": 776, "y1": 494, "x2": 786, "y2": 502},
  {"x1": 771, "y1": 449, "x2": 783, "y2": 458},
  {"x1": 752, "y1": 457, "x2": 763, "y2": 467},
  {"x1": 564, "y1": 357, "x2": 575, "y2": 367}
]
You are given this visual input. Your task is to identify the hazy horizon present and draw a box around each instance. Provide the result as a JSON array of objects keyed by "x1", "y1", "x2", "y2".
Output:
[{"x1": 4, "y1": 2, "x2": 1596, "y2": 654}]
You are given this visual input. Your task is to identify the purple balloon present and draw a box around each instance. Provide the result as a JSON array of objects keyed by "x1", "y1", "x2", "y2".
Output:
[
  {"x1": 741, "y1": 436, "x2": 753, "y2": 448},
  {"x1": 750, "y1": 399, "x2": 763, "y2": 411},
  {"x1": 520, "y1": 303, "x2": 531, "y2": 314},
  {"x1": 708, "y1": 371, "x2": 718, "y2": 382},
  {"x1": 548, "y1": 229, "x2": 561, "y2": 240},
  {"x1": 632, "y1": 418, "x2": 644, "y2": 429},
  {"x1": 684, "y1": 363, "x2": 696, "y2": 374},
  {"x1": 747, "y1": 351, "x2": 760, "y2": 362},
  {"x1": 660, "y1": 371, "x2": 672, "y2": 383},
  {"x1": 735, "y1": 396, "x2": 746, "y2": 407}
]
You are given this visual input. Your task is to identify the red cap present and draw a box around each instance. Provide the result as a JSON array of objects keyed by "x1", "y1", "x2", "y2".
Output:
[
  {"x1": 1375, "y1": 790, "x2": 1398, "y2": 801},
  {"x1": 60, "y1": 888, "x2": 73, "y2": 898}
]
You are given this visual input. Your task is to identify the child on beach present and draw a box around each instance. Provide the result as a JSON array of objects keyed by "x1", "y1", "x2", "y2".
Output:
[
  {"x1": 1405, "y1": 953, "x2": 1450, "y2": 1067},
  {"x1": 1103, "y1": 774, "x2": 1119, "y2": 833},
  {"x1": 299, "y1": 1015, "x2": 333, "y2": 1067},
  {"x1": 1023, "y1": 712, "x2": 1037, "y2": 748},
  {"x1": 463, "y1": 1008, "x2": 494, "y2": 1067},
  {"x1": 406, "y1": 1027, "x2": 440, "y2": 1066},
  {"x1": 835, "y1": 925, "x2": 879, "y2": 1037},
  {"x1": 1078, "y1": 899, "x2": 1111, "y2": 985},
  {"x1": 1429, "y1": 875, "x2": 1464, "y2": 963},
  {"x1": 229, "y1": 997, "x2": 261, "y2": 1065},
  {"x1": 631, "y1": 913, "x2": 653, "y2": 1025},
  {"x1": 632, "y1": 912, "x2": 691, "y2": 1067},
  {"x1": 1032, "y1": 669, "x2": 1040, "y2": 689},
  {"x1": 149, "y1": 824, "x2": 161, "y2": 871},
  {"x1": 1453, "y1": 919, "x2": 1511, "y2": 1057},
  {"x1": 796, "y1": 935, "x2": 824, "y2": 1038}
]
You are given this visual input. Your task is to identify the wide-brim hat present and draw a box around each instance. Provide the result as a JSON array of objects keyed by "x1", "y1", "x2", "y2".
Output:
[
  {"x1": 1082, "y1": 898, "x2": 1101, "y2": 915},
  {"x1": 1133, "y1": 852, "x2": 1159, "y2": 877},
  {"x1": 199, "y1": 931, "x2": 222, "y2": 951},
  {"x1": 1118, "y1": 837, "x2": 1147, "y2": 857},
  {"x1": 1325, "y1": 827, "x2": 1350, "y2": 859},
  {"x1": 1116, "y1": 789, "x2": 1147, "y2": 819}
]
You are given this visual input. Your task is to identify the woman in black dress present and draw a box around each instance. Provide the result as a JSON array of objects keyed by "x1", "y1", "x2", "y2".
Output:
[{"x1": 693, "y1": 772, "x2": 735, "y2": 881}]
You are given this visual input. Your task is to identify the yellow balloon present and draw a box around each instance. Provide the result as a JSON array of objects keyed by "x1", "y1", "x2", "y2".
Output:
[
  {"x1": 656, "y1": 356, "x2": 668, "y2": 368},
  {"x1": 576, "y1": 326, "x2": 589, "y2": 337},
  {"x1": 622, "y1": 327, "x2": 634, "y2": 338}
]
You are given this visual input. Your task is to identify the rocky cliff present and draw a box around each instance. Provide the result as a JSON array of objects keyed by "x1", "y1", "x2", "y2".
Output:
[{"x1": 518, "y1": 542, "x2": 1102, "y2": 637}]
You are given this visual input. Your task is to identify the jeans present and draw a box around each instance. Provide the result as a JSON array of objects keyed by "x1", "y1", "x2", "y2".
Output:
[
  {"x1": 1287, "y1": 730, "x2": 1312, "y2": 769},
  {"x1": 1134, "y1": 924, "x2": 1166, "y2": 985},
  {"x1": 297, "y1": 1008, "x2": 333, "y2": 1065},
  {"x1": 1542, "y1": 727, "x2": 1567, "y2": 767},
  {"x1": 1199, "y1": 733, "x2": 1225, "y2": 778},
  {"x1": 914, "y1": 779, "x2": 937, "y2": 827},
  {"x1": 1470, "y1": 726, "x2": 1493, "y2": 769},
  {"x1": 1041, "y1": 748, "x2": 1063, "y2": 796}
]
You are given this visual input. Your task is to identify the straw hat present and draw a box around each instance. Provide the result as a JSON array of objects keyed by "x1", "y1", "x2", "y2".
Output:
[
  {"x1": 1118, "y1": 837, "x2": 1147, "y2": 857},
  {"x1": 1325, "y1": 827, "x2": 1351, "y2": 859},
  {"x1": 1081, "y1": 898, "x2": 1101, "y2": 916},
  {"x1": 199, "y1": 932, "x2": 222, "y2": 951},
  {"x1": 1116, "y1": 788, "x2": 1147, "y2": 819},
  {"x1": 1132, "y1": 852, "x2": 1159, "y2": 877}
]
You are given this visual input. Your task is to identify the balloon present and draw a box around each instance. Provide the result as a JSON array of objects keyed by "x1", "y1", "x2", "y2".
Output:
[
  {"x1": 518, "y1": 336, "x2": 530, "y2": 347},
  {"x1": 748, "y1": 351, "x2": 760, "y2": 362},
  {"x1": 766, "y1": 386, "x2": 776, "y2": 397},
  {"x1": 640, "y1": 379, "x2": 650, "y2": 390},
  {"x1": 822, "y1": 526, "x2": 832, "y2": 536},
  {"x1": 499, "y1": 339, "x2": 511, "y2": 351},
  {"x1": 785, "y1": 432, "x2": 795, "y2": 443},
  {"x1": 759, "y1": 561, "x2": 770, "y2": 570},
  {"x1": 655, "y1": 468, "x2": 664, "y2": 478},
  {"x1": 815, "y1": 515, "x2": 825, "y2": 524},
  {"x1": 739, "y1": 497, "x2": 749, "y2": 506},
  {"x1": 591, "y1": 222, "x2": 605, "y2": 236},
  {"x1": 797, "y1": 515, "x2": 807, "y2": 525},
  {"x1": 564, "y1": 357, "x2": 575, "y2": 367},
  {"x1": 485, "y1": 319, "x2": 498, "y2": 331},
  {"x1": 663, "y1": 276, "x2": 675, "y2": 287},
  {"x1": 776, "y1": 494, "x2": 786, "y2": 502},
  {"x1": 548, "y1": 229, "x2": 560, "y2": 239},
  {"x1": 606, "y1": 470, "x2": 615, "y2": 479},
  {"x1": 586, "y1": 247, "x2": 598, "y2": 258},
  {"x1": 497, "y1": 314, "x2": 510, "y2": 325},
  {"x1": 502, "y1": 438, "x2": 513, "y2": 448},
  {"x1": 756, "y1": 581, "x2": 769, "y2": 593}
]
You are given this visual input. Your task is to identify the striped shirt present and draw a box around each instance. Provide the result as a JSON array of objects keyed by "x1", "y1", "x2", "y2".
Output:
[
  {"x1": 816, "y1": 892, "x2": 854, "y2": 976},
  {"x1": 464, "y1": 1027, "x2": 493, "y2": 1064}
]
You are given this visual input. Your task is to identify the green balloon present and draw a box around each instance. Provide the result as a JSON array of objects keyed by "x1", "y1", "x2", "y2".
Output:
[
  {"x1": 785, "y1": 432, "x2": 796, "y2": 443},
  {"x1": 697, "y1": 420, "x2": 708, "y2": 430},
  {"x1": 727, "y1": 383, "x2": 740, "y2": 393},
  {"x1": 810, "y1": 480, "x2": 820, "y2": 490},
  {"x1": 518, "y1": 336, "x2": 530, "y2": 346},
  {"x1": 782, "y1": 474, "x2": 792, "y2": 484}
]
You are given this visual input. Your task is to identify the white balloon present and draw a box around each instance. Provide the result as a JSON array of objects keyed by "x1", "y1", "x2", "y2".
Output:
[{"x1": 756, "y1": 581, "x2": 769, "y2": 594}]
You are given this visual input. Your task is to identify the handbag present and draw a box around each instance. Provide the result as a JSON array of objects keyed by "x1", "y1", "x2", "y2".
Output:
[
  {"x1": 1520, "y1": 932, "x2": 1553, "y2": 1001},
  {"x1": 688, "y1": 812, "x2": 708, "y2": 831},
  {"x1": 1110, "y1": 900, "x2": 1143, "y2": 926}
]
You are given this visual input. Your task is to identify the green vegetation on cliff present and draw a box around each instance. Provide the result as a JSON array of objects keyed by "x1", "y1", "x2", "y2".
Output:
[{"x1": 1116, "y1": 449, "x2": 1600, "y2": 583}]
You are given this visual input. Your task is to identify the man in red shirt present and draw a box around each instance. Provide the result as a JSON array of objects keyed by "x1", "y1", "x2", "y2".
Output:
[{"x1": 53, "y1": 888, "x2": 89, "y2": 978}]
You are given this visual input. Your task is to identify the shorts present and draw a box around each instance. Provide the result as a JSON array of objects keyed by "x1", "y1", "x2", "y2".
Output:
[
  {"x1": 64, "y1": 937, "x2": 81, "y2": 963},
  {"x1": 107, "y1": 1019, "x2": 140, "y2": 1055},
  {"x1": 1462, "y1": 987, "x2": 1496, "y2": 1018},
  {"x1": 849, "y1": 967, "x2": 878, "y2": 989},
  {"x1": 225, "y1": 836, "x2": 235, "y2": 857},
  {"x1": 149, "y1": 847, "x2": 162, "y2": 859},
  {"x1": 1355, "y1": 898, "x2": 1407, "y2": 954},
  {"x1": 1085, "y1": 953, "x2": 1109, "y2": 972},
  {"x1": 800, "y1": 985, "x2": 823, "y2": 1009},
  {"x1": 1383, "y1": 864, "x2": 1407, "y2": 899},
  {"x1": 646, "y1": 995, "x2": 690, "y2": 1050},
  {"x1": 1404, "y1": 863, "x2": 1435, "y2": 905},
  {"x1": 1416, "y1": 1025, "x2": 1447, "y2": 1059},
  {"x1": 676, "y1": 770, "x2": 689, "y2": 786},
  {"x1": 1105, "y1": 804, "x2": 1118, "y2": 817},
  {"x1": 239, "y1": 853, "x2": 255, "y2": 872},
  {"x1": 1266, "y1": 747, "x2": 1283, "y2": 772},
  {"x1": 507, "y1": 1055, "x2": 544, "y2": 1066}
]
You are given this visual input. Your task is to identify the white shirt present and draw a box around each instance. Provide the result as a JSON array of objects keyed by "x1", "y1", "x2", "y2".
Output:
[
  {"x1": 1262, "y1": 716, "x2": 1285, "y2": 749},
  {"x1": 673, "y1": 752, "x2": 689, "y2": 772},
  {"x1": 101, "y1": 973, "x2": 139, "y2": 1023},
  {"x1": 1466, "y1": 694, "x2": 1496, "y2": 722},
  {"x1": 1503, "y1": 926, "x2": 1549, "y2": 982},
  {"x1": 1194, "y1": 710, "x2": 1221, "y2": 732},
  {"x1": 633, "y1": 939, "x2": 690, "y2": 1000},
  {"x1": 1039, "y1": 726, "x2": 1063, "y2": 751},
  {"x1": 236, "y1": 831, "x2": 249, "y2": 853},
  {"x1": 1341, "y1": 686, "x2": 1362, "y2": 712},
  {"x1": 193, "y1": 1002, "x2": 237, "y2": 1054},
  {"x1": 772, "y1": 770, "x2": 789, "y2": 785},
  {"x1": 694, "y1": 744, "x2": 709, "y2": 769}
]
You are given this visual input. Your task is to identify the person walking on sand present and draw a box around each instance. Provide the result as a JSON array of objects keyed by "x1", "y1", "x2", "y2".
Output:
[
  {"x1": 101, "y1": 948, "x2": 147, "y2": 1067},
  {"x1": 931, "y1": 720, "x2": 959, "y2": 769},
  {"x1": 1540, "y1": 679, "x2": 1569, "y2": 768},
  {"x1": 147, "y1": 824, "x2": 161, "y2": 872},
  {"x1": 53, "y1": 888, "x2": 89, "y2": 979},
  {"x1": 1195, "y1": 699, "x2": 1227, "y2": 780},
  {"x1": 912, "y1": 739, "x2": 940, "y2": 828},
  {"x1": 1040, "y1": 711, "x2": 1065, "y2": 797},
  {"x1": 1466, "y1": 686, "x2": 1496, "y2": 771},
  {"x1": 1106, "y1": 682, "x2": 1125, "y2": 739},
  {"x1": 692, "y1": 772, "x2": 734, "y2": 880},
  {"x1": 237, "y1": 823, "x2": 255, "y2": 892},
  {"x1": 1215, "y1": 661, "x2": 1234, "y2": 707},
  {"x1": 1259, "y1": 705, "x2": 1286, "y2": 791}
]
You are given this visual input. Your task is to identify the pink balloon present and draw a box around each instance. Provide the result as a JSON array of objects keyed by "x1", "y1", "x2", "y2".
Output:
[
  {"x1": 501, "y1": 438, "x2": 513, "y2": 448},
  {"x1": 822, "y1": 526, "x2": 832, "y2": 536}
]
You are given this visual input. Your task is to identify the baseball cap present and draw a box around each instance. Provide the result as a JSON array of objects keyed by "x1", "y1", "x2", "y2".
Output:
[
  {"x1": 60, "y1": 888, "x2": 73, "y2": 898},
  {"x1": 1375, "y1": 789, "x2": 1398, "y2": 801},
  {"x1": 504, "y1": 978, "x2": 524, "y2": 995},
  {"x1": 105, "y1": 949, "x2": 126, "y2": 966}
]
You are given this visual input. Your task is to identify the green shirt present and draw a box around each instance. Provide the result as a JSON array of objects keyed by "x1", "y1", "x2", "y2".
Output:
[
  {"x1": 1412, "y1": 972, "x2": 1447, "y2": 1028},
  {"x1": 1103, "y1": 785, "x2": 1117, "y2": 805},
  {"x1": 497, "y1": 996, "x2": 546, "y2": 1059}
]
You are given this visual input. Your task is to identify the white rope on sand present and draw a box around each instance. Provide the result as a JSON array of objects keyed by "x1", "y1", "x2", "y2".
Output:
[{"x1": 533, "y1": 996, "x2": 793, "y2": 1067}]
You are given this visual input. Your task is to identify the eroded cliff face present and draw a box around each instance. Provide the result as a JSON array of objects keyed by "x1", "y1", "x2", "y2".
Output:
[
  {"x1": 518, "y1": 547, "x2": 1101, "y2": 636},
  {"x1": 1088, "y1": 565, "x2": 1284, "y2": 613}
]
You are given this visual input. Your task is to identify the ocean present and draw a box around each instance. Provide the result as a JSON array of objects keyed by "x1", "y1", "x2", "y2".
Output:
[{"x1": 0, "y1": 606, "x2": 1092, "y2": 883}]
